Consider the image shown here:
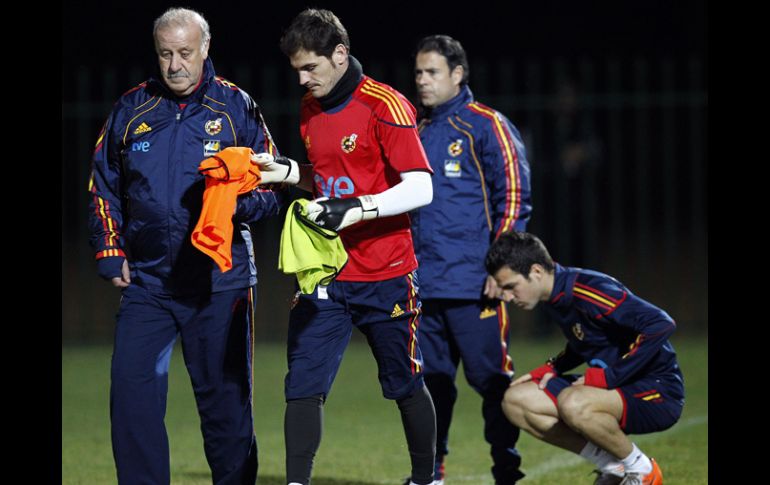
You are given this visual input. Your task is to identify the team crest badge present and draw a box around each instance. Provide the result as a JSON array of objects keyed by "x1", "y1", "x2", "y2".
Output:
[
  {"x1": 341, "y1": 133, "x2": 358, "y2": 153},
  {"x1": 290, "y1": 291, "x2": 301, "y2": 310},
  {"x1": 304, "y1": 135, "x2": 311, "y2": 149},
  {"x1": 572, "y1": 323, "x2": 585, "y2": 340},
  {"x1": 205, "y1": 118, "x2": 223, "y2": 136},
  {"x1": 448, "y1": 139, "x2": 463, "y2": 156}
]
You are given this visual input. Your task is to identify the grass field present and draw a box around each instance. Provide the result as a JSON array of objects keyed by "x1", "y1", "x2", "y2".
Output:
[{"x1": 62, "y1": 335, "x2": 707, "y2": 484}]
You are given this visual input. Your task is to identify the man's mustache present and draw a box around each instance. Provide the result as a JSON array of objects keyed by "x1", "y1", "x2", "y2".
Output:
[{"x1": 166, "y1": 71, "x2": 189, "y2": 79}]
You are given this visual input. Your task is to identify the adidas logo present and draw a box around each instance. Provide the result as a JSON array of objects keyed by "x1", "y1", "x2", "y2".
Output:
[
  {"x1": 391, "y1": 304, "x2": 405, "y2": 318},
  {"x1": 133, "y1": 122, "x2": 152, "y2": 135},
  {"x1": 479, "y1": 307, "x2": 498, "y2": 319}
]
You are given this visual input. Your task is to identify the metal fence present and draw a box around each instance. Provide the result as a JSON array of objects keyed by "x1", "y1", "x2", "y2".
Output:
[{"x1": 62, "y1": 55, "x2": 707, "y2": 342}]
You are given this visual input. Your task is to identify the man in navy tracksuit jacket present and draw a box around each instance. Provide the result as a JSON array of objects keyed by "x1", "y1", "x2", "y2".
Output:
[
  {"x1": 411, "y1": 35, "x2": 532, "y2": 484},
  {"x1": 486, "y1": 231, "x2": 684, "y2": 485},
  {"x1": 87, "y1": 8, "x2": 282, "y2": 484}
]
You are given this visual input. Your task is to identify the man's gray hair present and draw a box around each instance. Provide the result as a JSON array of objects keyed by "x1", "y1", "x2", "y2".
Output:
[{"x1": 153, "y1": 7, "x2": 211, "y2": 51}]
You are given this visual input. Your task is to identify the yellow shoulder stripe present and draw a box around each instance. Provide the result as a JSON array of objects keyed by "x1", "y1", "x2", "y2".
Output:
[
  {"x1": 360, "y1": 80, "x2": 411, "y2": 125},
  {"x1": 469, "y1": 102, "x2": 518, "y2": 232},
  {"x1": 573, "y1": 287, "x2": 616, "y2": 308},
  {"x1": 367, "y1": 81, "x2": 412, "y2": 124}
]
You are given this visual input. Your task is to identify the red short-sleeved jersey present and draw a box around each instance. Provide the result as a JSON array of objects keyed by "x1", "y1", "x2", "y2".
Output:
[{"x1": 300, "y1": 75, "x2": 432, "y2": 281}]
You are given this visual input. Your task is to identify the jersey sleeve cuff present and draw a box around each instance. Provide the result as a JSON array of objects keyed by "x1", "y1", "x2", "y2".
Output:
[
  {"x1": 583, "y1": 367, "x2": 608, "y2": 388},
  {"x1": 95, "y1": 248, "x2": 126, "y2": 260}
]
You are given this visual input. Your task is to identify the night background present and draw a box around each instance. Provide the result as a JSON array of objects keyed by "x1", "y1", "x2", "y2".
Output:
[{"x1": 62, "y1": 0, "x2": 708, "y2": 343}]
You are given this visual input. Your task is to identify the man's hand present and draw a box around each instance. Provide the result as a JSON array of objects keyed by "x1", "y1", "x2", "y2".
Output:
[
  {"x1": 305, "y1": 196, "x2": 379, "y2": 231},
  {"x1": 510, "y1": 373, "x2": 533, "y2": 387},
  {"x1": 251, "y1": 153, "x2": 300, "y2": 185},
  {"x1": 511, "y1": 363, "x2": 557, "y2": 390},
  {"x1": 111, "y1": 259, "x2": 131, "y2": 288},
  {"x1": 483, "y1": 274, "x2": 503, "y2": 299}
]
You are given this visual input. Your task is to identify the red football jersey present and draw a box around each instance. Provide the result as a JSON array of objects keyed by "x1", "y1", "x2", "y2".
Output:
[{"x1": 300, "y1": 76, "x2": 432, "y2": 281}]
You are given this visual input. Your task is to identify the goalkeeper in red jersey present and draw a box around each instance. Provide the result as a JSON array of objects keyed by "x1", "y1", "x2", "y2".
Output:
[{"x1": 252, "y1": 8, "x2": 438, "y2": 485}]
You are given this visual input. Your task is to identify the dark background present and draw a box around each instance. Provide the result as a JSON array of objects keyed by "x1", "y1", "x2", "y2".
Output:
[{"x1": 62, "y1": 0, "x2": 708, "y2": 342}]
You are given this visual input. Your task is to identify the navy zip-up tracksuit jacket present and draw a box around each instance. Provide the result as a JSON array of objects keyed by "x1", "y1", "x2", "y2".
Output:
[
  {"x1": 88, "y1": 58, "x2": 282, "y2": 294},
  {"x1": 544, "y1": 264, "x2": 684, "y2": 392},
  {"x1": 412, "y1": 86, "x2": 532, "y2": 299}
]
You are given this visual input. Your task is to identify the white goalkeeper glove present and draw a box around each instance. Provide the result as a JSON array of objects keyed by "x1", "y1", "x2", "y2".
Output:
[
  {"x1": 305, "y1": 195, "x2": 379, "y2": 231},
  {"x1": 251, "y1": 152, "x2": 301, "y2": 185}
]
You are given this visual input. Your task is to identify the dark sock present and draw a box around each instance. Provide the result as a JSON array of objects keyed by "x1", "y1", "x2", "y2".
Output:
[
  {"x1": 424, "y1": 373, "x2": 457, "y2": 459},
  {"x1": 285, "y1": 395, "x2": 324, "y2": 484},
  {"x1": 396, "y1": 385, "x2": 437, "y2": 485}
]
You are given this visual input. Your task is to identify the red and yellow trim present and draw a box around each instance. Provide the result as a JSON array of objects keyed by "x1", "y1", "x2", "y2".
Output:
[
  {"x1": 497, "y1": 302, "x2": 514, "y2": 373},
  {"x1": 405, "y1": 273, "x2": 422, "y2": 374},
  {"x1": 360, "y1": 80, "x2": 412, "y2": 126},
  {"x1": 638, "y1": 390, "x2": 663, "y2": 401},
  {"x1": 616, "y1": 389, "x2": 629, "y2": 430},
  {"x1": 95, "y1": 248, "x2": 126, "y2": 260},
  {"x1": 215, "y1": 76, "x2": 240, "y2": 91},
  {"x1": 90, "y1": 178, "x2": 121, "y2": 250},
  {"x1": 262, "y1": 129, "x2": 277, "y2": 156},
  {"x1": 467, "y1": 102, "x2": 522, "y2": 237},
  {"x1": 93, "y1": 123, "x2": 107, "y2": 154},
  {"x1": 573, "y1": 282, "x2": 626, "y2": 315},
  {"x1": 622, "y1": 333, "x2": 646, "y2": 359}
]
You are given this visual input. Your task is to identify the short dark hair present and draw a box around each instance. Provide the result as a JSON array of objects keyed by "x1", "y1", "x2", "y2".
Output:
[
  {"x1": 280, "y1": 8, "x2": 350, "y2": 58},
  {"x1": 415, "y1": 35, "x2": 469, "y2": 86},
  {"x1": 485, "y1": 231, "x2": 555, "y2": 278}
]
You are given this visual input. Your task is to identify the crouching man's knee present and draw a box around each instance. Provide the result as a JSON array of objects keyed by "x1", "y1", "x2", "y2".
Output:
[{"x1": 556, "y1": 386, "x2": 592, "y2": 428}]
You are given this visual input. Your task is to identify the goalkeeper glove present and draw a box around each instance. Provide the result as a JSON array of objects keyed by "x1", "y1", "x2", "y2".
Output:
[
  {"x1": 251, "y1": 152, "x2": 300, "y2": 185},
  {"x1": 305, "y1": 195, "x2": 379, "y2": 231}
]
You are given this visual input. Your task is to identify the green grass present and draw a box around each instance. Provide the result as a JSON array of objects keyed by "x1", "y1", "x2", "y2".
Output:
[{"x1": 62, "y1": 336, "x2": 707, "y2": 484}]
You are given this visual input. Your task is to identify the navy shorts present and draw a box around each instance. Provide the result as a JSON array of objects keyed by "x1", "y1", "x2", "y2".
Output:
[
  {"x1": 285, "y1": 271, "x2": 424, "y2": 401},
  {"x1": 544, "y1": 373, "x2": 684, "y2": 434}
]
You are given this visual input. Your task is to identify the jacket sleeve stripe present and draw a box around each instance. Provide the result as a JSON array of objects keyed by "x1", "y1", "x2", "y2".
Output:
[
  {"x1": 91, "y1": 188, "x2": 120, "y2": 249},
  {"x1": 573, "y1": 286, "x2": 616, "y2": 308},
  {"x1": 94, "y1": 132, "x2": 106, "y2": 153},
  {"x1": 468, "y1": 103, "x2": 521, "y2": 237},
  {"x1": 573, "y1": 290, "x2": 614, "y2": 311},
  {"x1": 264, "y1": 135, "x2": 276, "y2": 155},
  {"x1": 574, "y1": 282, "x2": 622, "y2": 304},
  {"x1": 96, "y1": 248, "x2": 126, "y2": 260},
  {"x1": 93, "y1": 120, "x2": 109, "y2": 154},
  {"x1": 573, "y1": 285, "x2": 625, "y2": 313}
]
